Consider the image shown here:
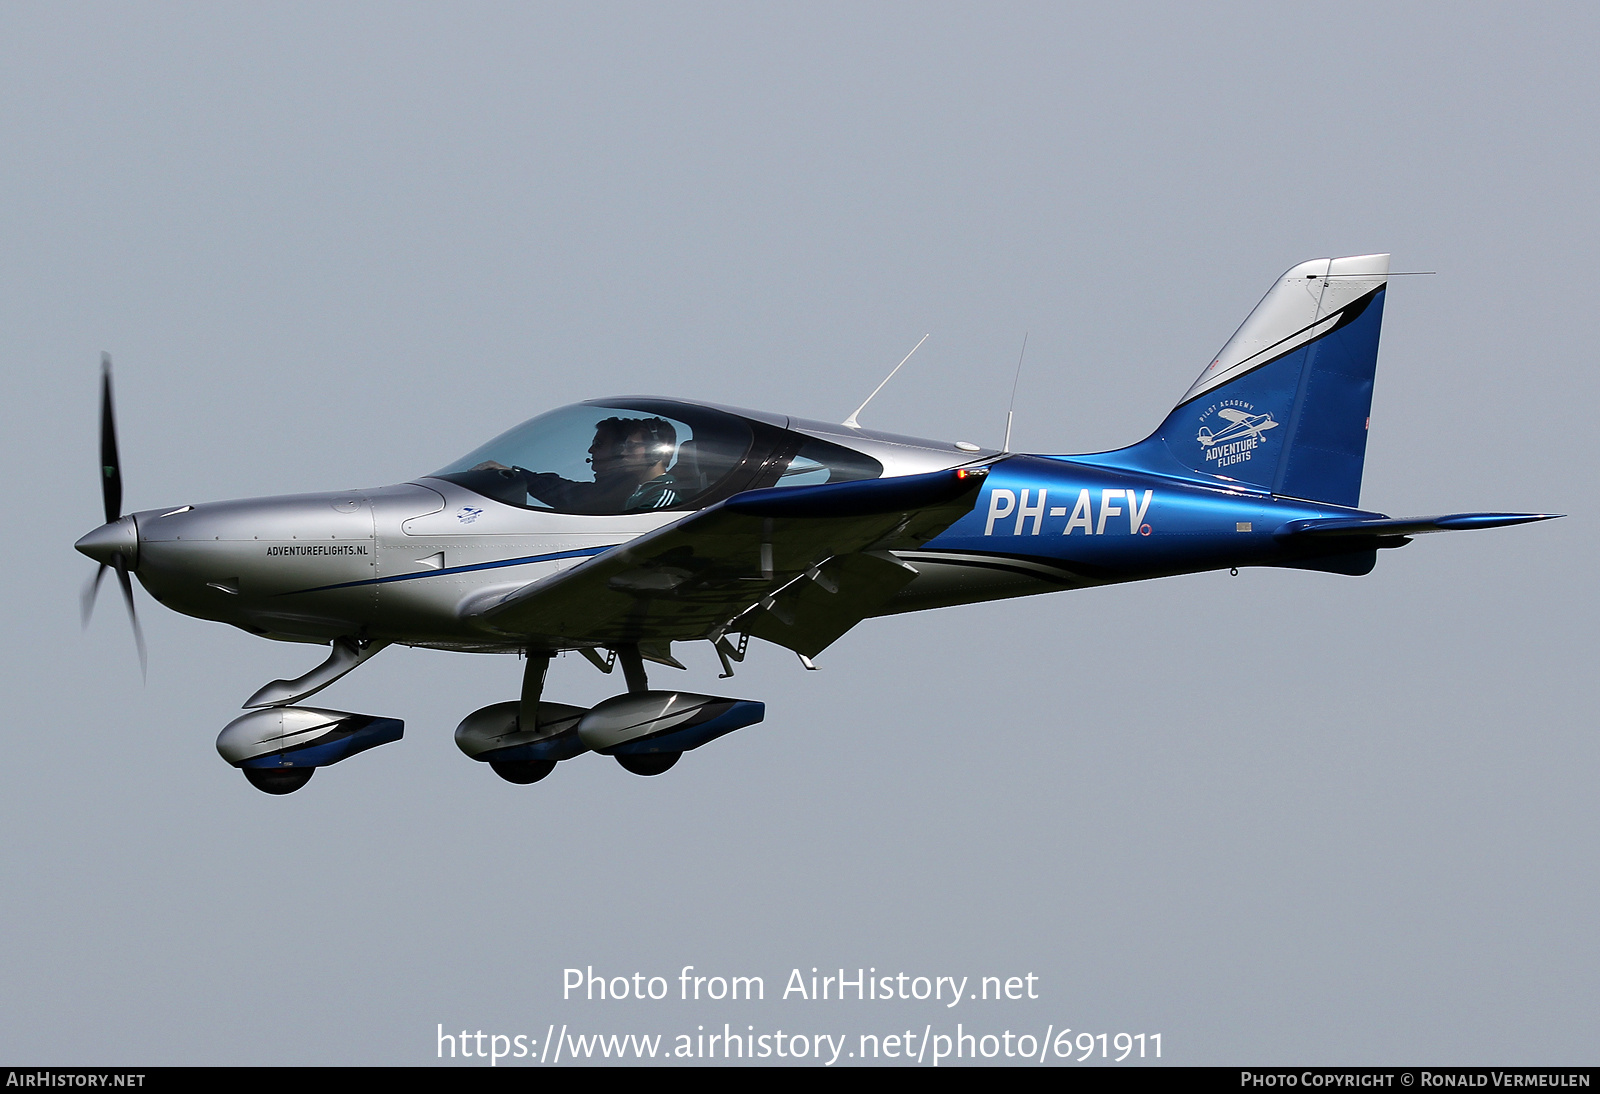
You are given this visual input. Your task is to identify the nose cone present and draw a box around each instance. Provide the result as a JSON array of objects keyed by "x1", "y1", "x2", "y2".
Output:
[{"x1": 75, "y1": 514, "x2": 139, "y2": 566}]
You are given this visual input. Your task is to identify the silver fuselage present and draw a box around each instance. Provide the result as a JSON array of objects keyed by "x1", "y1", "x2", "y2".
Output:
[{"x1": 123, "y1": 407, "x2": 997, "y2": 653}]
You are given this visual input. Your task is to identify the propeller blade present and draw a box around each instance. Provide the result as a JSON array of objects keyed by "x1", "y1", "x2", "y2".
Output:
[
  {"x1": 81, "y1": 562, "x2": 109, "y2": 626},
  {"x1": 112, "y1": 553, "x2": 147, "y2": 680},
  {"x1": 100, "y1": 352, "x2": 122, "y2": 526},
  {"x1": 87, "y1": 357, "x2": 147, "y2": 676}
]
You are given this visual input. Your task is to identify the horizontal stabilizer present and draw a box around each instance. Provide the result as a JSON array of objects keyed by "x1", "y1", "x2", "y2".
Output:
[{"x1": 1276, "y1": 512, "x2": 1562, "y2": 539}]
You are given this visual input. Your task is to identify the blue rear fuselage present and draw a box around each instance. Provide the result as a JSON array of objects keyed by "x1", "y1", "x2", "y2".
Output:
[{"x1": 920, "y1": 452, "x2": 1381, "y2": 585}]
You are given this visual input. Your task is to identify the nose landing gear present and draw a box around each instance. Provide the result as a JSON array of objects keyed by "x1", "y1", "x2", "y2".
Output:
[{"x1": 220, "y1": 638, "x2": 402, "y2": 794}]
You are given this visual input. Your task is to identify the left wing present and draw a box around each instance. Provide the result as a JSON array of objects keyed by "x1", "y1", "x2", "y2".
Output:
[{"x1": 468, "y1": 468, "x2": 988, "y2": 657}]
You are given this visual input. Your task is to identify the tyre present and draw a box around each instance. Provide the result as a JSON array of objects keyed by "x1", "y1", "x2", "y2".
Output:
[
  {"x1": 490, "y1": 758, "x2": 557, "y2": 784},
  {"x1": 615, "y1": 752, "x2": 680, "y2": 776},
  {"x1": 242, "y1": 767, "x2": 315, "y2": 795}
]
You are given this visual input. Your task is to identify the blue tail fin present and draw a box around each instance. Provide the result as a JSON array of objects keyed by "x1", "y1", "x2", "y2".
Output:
[{"x1": 1137, "y1": 254, "x2": 1389, "y2": 507}]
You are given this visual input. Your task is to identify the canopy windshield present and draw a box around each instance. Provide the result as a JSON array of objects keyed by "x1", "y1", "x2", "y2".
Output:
[{"x1": 431, "y1": 401, "x2": 758, "y2": 515}]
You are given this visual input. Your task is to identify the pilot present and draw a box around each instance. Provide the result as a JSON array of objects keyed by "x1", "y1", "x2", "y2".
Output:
[
  {"x1": 478, "y1": 417, "x2": 681, "y2": 514},
  {"x1": 584, "y1": 416, "x2": 681, "y2": 512}
]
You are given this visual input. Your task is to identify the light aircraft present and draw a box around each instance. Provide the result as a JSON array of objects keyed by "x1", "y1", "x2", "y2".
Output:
[{"x1": 76, "y1": 254, "x2": 1558, "y2": 794}]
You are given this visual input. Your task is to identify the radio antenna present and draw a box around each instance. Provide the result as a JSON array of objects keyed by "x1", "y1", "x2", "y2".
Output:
[
  {"x1": 844, "y1": 333, "x2": 929, "y2": 429},
  {"x1": 1001, "y1": 332, "x2": 1027, "y2": 453}
]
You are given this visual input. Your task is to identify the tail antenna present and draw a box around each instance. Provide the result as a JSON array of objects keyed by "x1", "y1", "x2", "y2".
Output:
[
  {"x1": 844, "y1": 333, "x2": 929, "y2": 430},
  {"x1": 1001, "y1": 332, "x2": 1027, "y2": 453}
]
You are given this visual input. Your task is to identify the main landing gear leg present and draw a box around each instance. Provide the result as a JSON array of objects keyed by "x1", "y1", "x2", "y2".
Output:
[
  {"x1": 519, "y1": 650, "x2": 551, "y2": 733},
  {"x1": 617, "y1": 645, "x2": 649, "y2": 694},
  {"x1": 489, "y1": 650, "x2": 558, "y2": 785}
]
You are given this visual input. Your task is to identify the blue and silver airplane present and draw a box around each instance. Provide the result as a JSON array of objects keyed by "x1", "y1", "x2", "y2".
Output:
[{"x1": 75, "y1": 253, "x2": 1558, "y2": 794}]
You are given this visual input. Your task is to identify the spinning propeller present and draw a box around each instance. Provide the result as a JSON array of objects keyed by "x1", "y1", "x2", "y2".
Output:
[{"x1": 77, "y1": 353, "x2": 147, "y2": 676}]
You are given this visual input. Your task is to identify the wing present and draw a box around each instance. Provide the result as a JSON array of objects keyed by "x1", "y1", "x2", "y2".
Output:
[
  {"x1": 1216, "y1": 407, "x2": 1250, "y2": 423},
  {"x1": 467, "y1": 468, "x2": 988, "y2": 658}
]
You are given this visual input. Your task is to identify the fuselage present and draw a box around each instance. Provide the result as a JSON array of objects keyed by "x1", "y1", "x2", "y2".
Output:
[{"x1": 108, "y1": 396, "x2": 1386, "y2": 654}]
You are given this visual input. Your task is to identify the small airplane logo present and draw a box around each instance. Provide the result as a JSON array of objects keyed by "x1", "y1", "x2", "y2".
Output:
[{"x1": 1197, "y1": 408, "x2": 1278, "y2": 448}]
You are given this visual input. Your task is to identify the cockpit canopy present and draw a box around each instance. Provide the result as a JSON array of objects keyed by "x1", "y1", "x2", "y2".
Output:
[{"x1": 431, "y1": 399, "x2": 882, "y2": 515}]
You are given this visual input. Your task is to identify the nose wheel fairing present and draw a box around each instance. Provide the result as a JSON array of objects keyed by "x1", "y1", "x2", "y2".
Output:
[{"x1": 218, "y1": 707, "x2": 404, "y2": 771}]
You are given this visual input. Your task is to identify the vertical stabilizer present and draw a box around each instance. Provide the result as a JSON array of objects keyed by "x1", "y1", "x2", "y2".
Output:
[{"x1": 1146, "y1": 254, "x2": 1389, "y2": 507}]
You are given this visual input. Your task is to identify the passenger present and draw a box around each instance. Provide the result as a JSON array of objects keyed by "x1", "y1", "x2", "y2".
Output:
[
  {"x1": 610, "y1": 417, "x2": 682, "y2": 511},
  {"x1": 582, "y1": 416, "x2": 681, "y2": 512}
]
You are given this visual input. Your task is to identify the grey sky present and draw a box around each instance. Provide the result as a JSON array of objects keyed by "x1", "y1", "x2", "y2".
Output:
[{"x1": 2, "y1": 2, "x2": 1593, "y2": 1065}]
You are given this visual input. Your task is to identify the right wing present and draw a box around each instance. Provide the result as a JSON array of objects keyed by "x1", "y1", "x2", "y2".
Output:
[{"x1": 467, "y1": 468, "x2": 988, "y2": 657}]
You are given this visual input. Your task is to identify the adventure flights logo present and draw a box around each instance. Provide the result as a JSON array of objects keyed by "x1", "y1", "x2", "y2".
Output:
[{"x1": 1195, "y1": 400, "x2": 1279, "y2": 469}]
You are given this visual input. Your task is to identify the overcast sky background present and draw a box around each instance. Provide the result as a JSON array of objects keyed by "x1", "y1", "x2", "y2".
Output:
[{"x1": 2, "y1": 2, "x2": 1594, "y2": 1066}]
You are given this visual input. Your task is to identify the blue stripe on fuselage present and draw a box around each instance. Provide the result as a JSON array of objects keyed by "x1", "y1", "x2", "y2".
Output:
[{"x1": 280, "y1": 544, "x2": 618, "y2": 596}]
